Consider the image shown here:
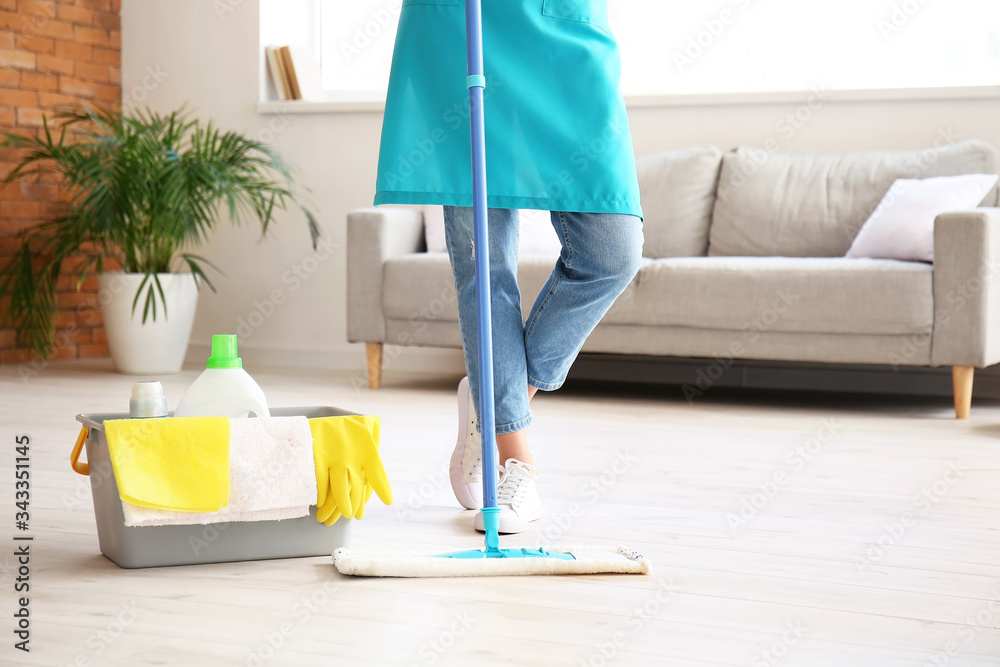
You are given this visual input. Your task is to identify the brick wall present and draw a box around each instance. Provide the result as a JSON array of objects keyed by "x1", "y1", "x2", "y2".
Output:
[{"x1": 0, "y1": 0, "x2": 120, "y2": 364}]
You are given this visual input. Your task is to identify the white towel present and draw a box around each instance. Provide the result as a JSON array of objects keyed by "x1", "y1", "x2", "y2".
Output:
[{"x1": 122, "y1": 416, "x2": 318, "y2": 527}]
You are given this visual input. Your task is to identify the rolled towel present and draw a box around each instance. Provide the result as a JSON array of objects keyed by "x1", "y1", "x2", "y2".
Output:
[{"x1": 122, "y1": 416, "x2": 318, "y2": 527}]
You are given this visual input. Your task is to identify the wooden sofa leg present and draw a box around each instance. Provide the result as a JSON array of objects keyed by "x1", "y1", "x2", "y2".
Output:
[
  {"x1": 952, "y1": 365, "x2": 974, "y2": 419},
  {"x1": 366, "y1": 342, "x2": 383, "y2": 389}
]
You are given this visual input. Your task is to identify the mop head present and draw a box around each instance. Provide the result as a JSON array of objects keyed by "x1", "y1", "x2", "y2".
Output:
[{"x1": 332, "y1": 545, "x2": 650, "y2": 578}]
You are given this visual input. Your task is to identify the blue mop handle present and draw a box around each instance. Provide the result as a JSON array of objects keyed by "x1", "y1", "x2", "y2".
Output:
[{"x1": 464, "y1": 0, "x2": 497, "y2": 512}]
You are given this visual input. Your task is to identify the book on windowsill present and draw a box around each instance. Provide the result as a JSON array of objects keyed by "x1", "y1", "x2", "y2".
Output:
[
  {"x1": 283, "y1": 46, "x2": 327, "y2": 101},
  {"x1": 266, "y1": 45, "x2": 327, "y2": 102},
  {"x1": 265, "y1": 45, "x2": 292, "y2": 101}
]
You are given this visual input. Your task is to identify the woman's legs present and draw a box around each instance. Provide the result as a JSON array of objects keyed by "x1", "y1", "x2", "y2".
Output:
[
  {"x1": 523, "y1": 211, "x2": 643, "y2": 391},
  {"x1": 443, "y1": 206, "x2": 532, "y2": 439},
  {"x1": 496, "y1": 385, "x2": 538, "y2": 465},
  {"x1": 445, "y1": 206, "x2": 642, "y2": 531},
  {"x1": 445, "y1": 206, "x2": 643, "y2": 434}
]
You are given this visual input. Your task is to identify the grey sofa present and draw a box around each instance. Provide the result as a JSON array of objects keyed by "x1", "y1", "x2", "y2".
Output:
[{"x1": 348, "y1": 140, "x2": 1000, "y2": 418}]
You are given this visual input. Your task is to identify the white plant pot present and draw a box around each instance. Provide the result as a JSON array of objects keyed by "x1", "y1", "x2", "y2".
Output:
[{"x1": 99, "y1": 272, "x2": 199, "y2": 375}]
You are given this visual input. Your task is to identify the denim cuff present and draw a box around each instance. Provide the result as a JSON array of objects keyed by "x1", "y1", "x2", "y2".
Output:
[
  {"x1": 496, "y1": 413, "x2": 533, "y2": 435},
  {"x1": 527, "y1": 375, "x2": 563, "y2": 392}
]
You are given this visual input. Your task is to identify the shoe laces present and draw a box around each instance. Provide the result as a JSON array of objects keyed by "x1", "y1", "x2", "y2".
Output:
[{"x1": 497, "y1": 459, "x2": 536, "y2": 507}]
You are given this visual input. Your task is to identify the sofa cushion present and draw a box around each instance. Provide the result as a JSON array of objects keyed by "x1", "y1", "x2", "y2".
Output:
[
  {"x1": 708, "y1": 140, "x2": 1000, "y2": 258},
  {"x1": 636, "y1": 145, "x2": 723, "y2": 258},
  {"x1": 382, "y1": 255, "x2": 554, "y2": 322},
  {"x1": 603, "y1": 256, "x2": 933, "y2": 336},
  {"x1": 846, "y1": 174, "x2": 999, "y2": 263}
]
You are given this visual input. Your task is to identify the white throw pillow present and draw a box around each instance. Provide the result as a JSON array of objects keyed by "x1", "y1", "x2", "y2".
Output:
[
  {"x1": 517, "y1": 209, "x2": 563, "y2": 257},
  {"x1": 422, "y1": 206, "x2": 562, "y2": 257},
  {"x1": 423, "y1": 205, "x2": 447, "y2": 253},
  {"x1": 846, "y1": 174, "x2": 998, "y2": 262}
]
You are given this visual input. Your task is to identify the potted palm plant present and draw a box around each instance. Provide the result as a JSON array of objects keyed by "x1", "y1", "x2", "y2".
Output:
[{"x1": 0, "y1": 106, "x2": 317, "y2": 374}]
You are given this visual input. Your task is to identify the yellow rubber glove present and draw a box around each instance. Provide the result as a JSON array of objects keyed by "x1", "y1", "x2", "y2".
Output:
[
  {"x1": 309, "y1": 415, "x2": 392, "y2": 525},
  {"x1": 314, "y1": 417, "x2": 386, "y2": 525},
  {"x1": 316, "y1": 481, "x2": 374, "y2": 526}
]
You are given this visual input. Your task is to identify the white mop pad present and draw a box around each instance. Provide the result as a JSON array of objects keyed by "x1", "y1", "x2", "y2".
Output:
[{"x1": 332, "y1": 545, "x2": 650, "y2": 577}]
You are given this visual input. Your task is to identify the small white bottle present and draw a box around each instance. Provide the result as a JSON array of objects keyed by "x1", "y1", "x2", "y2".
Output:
[
  {"x1": 172, "y1": 335, "x2": 271, "y2": 419},
  {"x1": 129, "y1": 381, "x2": 168, "y2": 418}
]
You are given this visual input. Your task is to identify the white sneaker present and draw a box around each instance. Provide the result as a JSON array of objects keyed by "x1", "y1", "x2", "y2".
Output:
[
  {"x1": 474, "y1": 459, "x2": 542, "y2": 534},
  {"x1": 450, "y1": 377, "x2": 483, "y2": 510}
]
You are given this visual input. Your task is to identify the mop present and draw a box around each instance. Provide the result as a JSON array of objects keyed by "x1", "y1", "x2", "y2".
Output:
[{"x1": 332, "y1": 0, "x2": 650, "y2": 577}]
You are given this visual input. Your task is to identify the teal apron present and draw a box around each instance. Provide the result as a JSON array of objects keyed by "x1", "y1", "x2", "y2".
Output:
[{"x1": 374, "y1": 0, "x2": 642, "y2": 218}]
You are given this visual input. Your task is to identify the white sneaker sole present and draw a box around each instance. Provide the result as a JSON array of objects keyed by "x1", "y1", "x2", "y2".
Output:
[
  {"x1": 474, "y1": 508, "x2": 541, "y2": 534},
  {"x1": 449, "y1": 378, "x2": 483, "y2": 510}
]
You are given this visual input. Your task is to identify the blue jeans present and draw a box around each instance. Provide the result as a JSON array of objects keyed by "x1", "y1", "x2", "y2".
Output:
[{"x1": 443, "y1": 207, "x2": 643, "y2": 435}]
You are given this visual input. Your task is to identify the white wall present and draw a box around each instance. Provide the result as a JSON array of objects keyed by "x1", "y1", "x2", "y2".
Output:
[{"x1": 121, "y1": 0, "x2": 1000, "y2": 375}]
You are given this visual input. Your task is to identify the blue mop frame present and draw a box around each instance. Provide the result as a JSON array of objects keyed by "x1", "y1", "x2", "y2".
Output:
[{"x1": 439, "y1": 0, "x2": 573, "y2": 562}]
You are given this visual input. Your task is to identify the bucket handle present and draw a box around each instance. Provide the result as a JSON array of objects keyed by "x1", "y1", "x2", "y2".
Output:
[{"x1": 71, "y1": 426, "x2": 90, "y2": 476}]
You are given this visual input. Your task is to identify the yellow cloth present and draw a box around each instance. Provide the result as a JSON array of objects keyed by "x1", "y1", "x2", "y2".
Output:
[
  {"x1": 309, "y1": 416, "x2": 392, "y2": 526},
  {"x1": 104, "y1": 417, "x2": 230, "y2": 512}
]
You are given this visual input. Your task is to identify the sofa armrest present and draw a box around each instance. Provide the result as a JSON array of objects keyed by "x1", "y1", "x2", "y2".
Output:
[
  {"x1": 347, "y1": 207, "x2": 426, "y2": 343},
  {"x1": 931, "y1": 208, "x2": 1000, "y2": 367}
]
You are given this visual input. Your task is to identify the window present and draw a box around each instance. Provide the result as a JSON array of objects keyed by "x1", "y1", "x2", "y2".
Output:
[
  {"x1": 267, "y1": 0, "x2": 1000, "y2": 100},
  {"x1": 610, "y1": 0, "x2": 1000, "y2": 95},
  {"x1": 319, "y1": 0, "x2": 400, "y2": 95}
]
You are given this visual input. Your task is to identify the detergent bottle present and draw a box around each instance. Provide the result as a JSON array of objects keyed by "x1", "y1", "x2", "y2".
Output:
[{"x1": 173, "y1": 335, "x2": 270, "y2": 418}]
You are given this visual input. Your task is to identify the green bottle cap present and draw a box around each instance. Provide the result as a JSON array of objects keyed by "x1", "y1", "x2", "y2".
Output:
[{"x1": 206, "y1": 334, "x2": 243, "y2": 369}]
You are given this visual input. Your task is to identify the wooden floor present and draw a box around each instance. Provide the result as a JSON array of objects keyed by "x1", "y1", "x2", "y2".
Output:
[{"x1": 2, "y1": 359, "x2": 1000, "y2": 666}]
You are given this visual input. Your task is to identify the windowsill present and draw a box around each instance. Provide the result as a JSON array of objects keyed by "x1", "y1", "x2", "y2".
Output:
[
  {"x1": 626, "y1": 85, "x2": 1000, "y2": 107},
  {"x1": 257, "y1": 98, "x2": 385, "y2": 114},
  {"x1": 257, "y1": 85, "x2": 1000, "y2": 115}
]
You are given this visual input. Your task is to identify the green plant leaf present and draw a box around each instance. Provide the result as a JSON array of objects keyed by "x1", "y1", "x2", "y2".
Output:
[
  {"x1": 132, "y1": 272, "x2": 151, "y2": 319},
  {"x1": 0, "y1": 104, "x2": 319, "y2": 358},
  {"x1": 152, "y1": 273, "x2": 167, "y2": 321}
]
